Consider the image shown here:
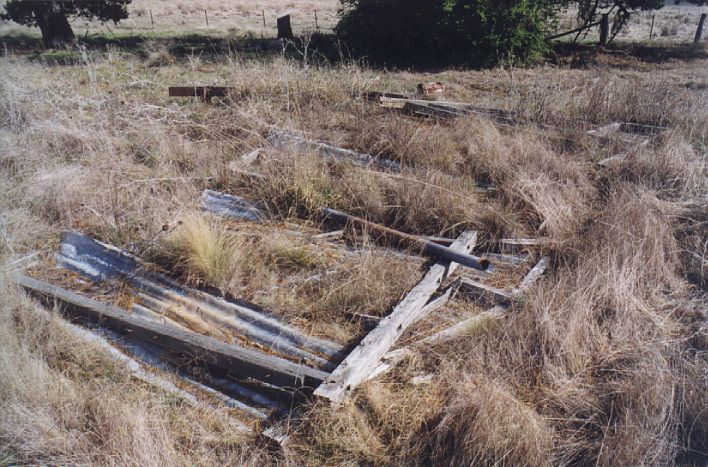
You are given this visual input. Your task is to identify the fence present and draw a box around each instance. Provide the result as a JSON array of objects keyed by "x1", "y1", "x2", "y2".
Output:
[
  {"x1": 550, "y1": 8, "x2": 708, "y2": 46},
  {"x1": 70, "y1": 6, "x2": 707, "y2": 45},
  {"x1": 107, "y1": 7, "x2": 335, "y2": 38}
]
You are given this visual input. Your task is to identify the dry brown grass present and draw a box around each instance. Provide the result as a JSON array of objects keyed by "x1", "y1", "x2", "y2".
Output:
[
  {"x1": 0, "y1": 41, "x2": 706, "y2": 466},
  {"x1": 0, "y1": 275, "x2": 269, "y2": 465}
]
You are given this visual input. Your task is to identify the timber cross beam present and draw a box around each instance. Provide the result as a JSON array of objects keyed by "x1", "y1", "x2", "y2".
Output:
[
  {"x1": 168, "y1": 86, "x2": 232, "y2": 103},
  {"x1": 314, "y1": 231, "x2": 479, "y2": 403}
]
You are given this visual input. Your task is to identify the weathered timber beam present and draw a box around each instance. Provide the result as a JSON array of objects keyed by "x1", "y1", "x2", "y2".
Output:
[
  {"x1": 457, "y1": 278, "x2": 513, "y2": 306},
  {"x1": 314, "y1": 231, "x2": 478, "y2": 402},
  {"x1": 368, "y1": 256, "x2": 551, "y2": 382},
  {"x1": 15, "y1": 274, "x2": 328, "y2": 389},
  {"x1": 402, "y1": 102, "x2": 460, "y2": 120},
  {"x1": 379, "y1": 96, "x2": 477, "y2": 109},
  {"x1": 405, "y1": 256, "x2": 549, "y2": 347},
  {"x1": 361, "y1": 91, "x2": 409, "y2": 101},
  {"x1": 267, "y1": 130, "x2": 400, "y2": 171},
  {"x1": 500, "y1": 237, "x2": 552, "y2": 254},
  {"x1": 512, "y1": 257, "x2": 549, "y2": 295},
  {"x1": 201, "y1": 189, "x2": 264, "y2": 222},
  {"x1": 168, "y1": 86, "x2": 231, "y2": 103},
  {"x1": 378, "y1": 95, "x2": 664, "y2": 135},
  {"x1": 479, "y1": 252, "x2": 531, "y2": 266},
  {"x1": 320, "y1": 208, "x2": 491, "y2": 273}
]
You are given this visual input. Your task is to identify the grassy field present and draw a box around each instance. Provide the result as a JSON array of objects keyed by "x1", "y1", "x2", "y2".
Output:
[{"x1": 1, "y1": 8, "x2": 707, "y2": 466}]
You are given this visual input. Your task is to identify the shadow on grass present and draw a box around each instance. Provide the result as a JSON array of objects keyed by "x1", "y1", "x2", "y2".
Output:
[
  {"x1": 0, "y1": 30, "x2": 346, "y2": 65},
  {"x1": 549, "y1": 41, "x2": 708, "y2": 68},
  {"x1": 2, "y1": 30, "x2": 706, "y2": 69}
]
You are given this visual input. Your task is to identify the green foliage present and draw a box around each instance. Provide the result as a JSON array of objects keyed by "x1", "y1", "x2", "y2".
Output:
[
  {"x1": 1, "y1": 0, "x2": 131, "y2": 27},
  {"x1": 335, "y1": 0, "x2": 560, "y2": 67},
  {"x1": 1, "y1": 0, "x2": 131, "y2": 46}
]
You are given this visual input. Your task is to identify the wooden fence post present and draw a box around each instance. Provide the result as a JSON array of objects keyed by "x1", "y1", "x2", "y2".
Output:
[
  {"x1": 694, "y1": 13, "x2": 707, "y2": 45},
  {"x1": 599, "y1": 13, "x2": 609, "y2": 45},
  {"x1": 314, "y1": 10, "x2": 319, "y2": 29},
  {"x1": 277, "y1": 15, "x2": 294, "y2": 40},
  {"x1": 204, "y1": 9, "x2": 209, "y2": 27},
  {"x1": 649, "y1": 14, "x2": 655, "y2": 41},
  {"x1": 150, "y1": 9, "x2": 154, "y2": 28}
]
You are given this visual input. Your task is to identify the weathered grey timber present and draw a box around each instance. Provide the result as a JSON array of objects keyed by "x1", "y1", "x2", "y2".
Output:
[
  {"x1": 314, "y1": 231, "x2": 478, "y2": 402},
  {"x1": 267, "y1": 130, "x2": 400, "y2": 171},
  {"x1": 15, "y1": 274, "x2": 328, "y2": 389},
  {"x1": 201, "y1": 189, "x2": 264, "y2": 221}
]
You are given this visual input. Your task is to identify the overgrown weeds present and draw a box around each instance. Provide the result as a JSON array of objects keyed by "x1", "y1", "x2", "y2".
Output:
[{"x1": 0, "y1": 46, "x2": 705, "y2": 466}]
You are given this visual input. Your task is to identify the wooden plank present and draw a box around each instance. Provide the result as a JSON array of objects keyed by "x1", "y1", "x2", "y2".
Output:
[
  {"x1": 500, "y1": 237, "x2": 552, "y2": 254},
  {"x1": 15, "y1": 274, "x2": 328, "y2": 389},
  {"x1": 362, "y1": 91, "x2": 409, "y2": 101},
  {"x1": 402, "y1": 102, "x2": 460, "y2": 120},
  {"x1": 201, "y1": 189, "x2": 264, "y2": 222},
  {"x1": 370, "y1": 256, "x2": 550, "y2": 381},
  {"x1": 457, "y1": 278, "x2": 513, "y2": 305},
  {"x1": 480, "y1": 252, "x2": 530, "y2": 266},
  {"x1": 401, "y1": 256, "x2": 550, "y2": 348},
  {"x1": 313, "y1": 231, "x2": 477, "y2": 402},
  {"x1": 267, "y1": 130, "x2": 400, "y2": 171},
  {"x1": 380, "y1": 96, "x2": 477, "y2": 109},
  {"x1": 418, "y1": 305, "x2": 508, "y2": 345},
  {"x1": 512, "y1": 257, "x2": 549, "y2": 295},
  {"x1": 500, "y1": 238, "x2": 552, "y2": 246},
  {"x1": 168, "y1": 86, "x2": 231, "y2": 103},
  {"x1": 320, "y1": 208, "x2": 491, "y2": 272},
  {"x1": 311, "y1": 230, "x2": 344, "y2": 241}
]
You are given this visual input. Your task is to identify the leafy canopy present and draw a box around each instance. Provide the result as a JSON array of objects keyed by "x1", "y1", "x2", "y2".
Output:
[
  {"x1": 335, "y1": 0, "x2": 563, "y2": 67},
  {"x1": 2, "y1": 0, "x2": 131, "y2": 27}
]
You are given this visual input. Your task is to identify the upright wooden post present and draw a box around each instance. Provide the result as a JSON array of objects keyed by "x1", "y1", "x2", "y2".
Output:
[
  {"x1": 694, "y1": 13, "x2": 707, "y2": 45},
  {"x1": 277, "y1": 14, "x2": 294, "y2": 39},
  {"x1": 314, "y1": 10, "x2": 319, "y2": 29},
  {"x1": 261, "y1": 10, "x2": 266, "y2": 28},
  {"x1": 204, "y1": 9, "x2": 209, "y2": 27},
  {"x1": 649, "y1": 14, "x2": 655, "y2": 41},
  {"x1": 599, "y1": 13, "x2": 609, "y2": 45},
  {"x1": 149, "y1": 9, "x2": 154, "y2": 28}
]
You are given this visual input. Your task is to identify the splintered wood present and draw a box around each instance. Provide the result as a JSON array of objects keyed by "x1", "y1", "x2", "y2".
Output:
[{"x1": 314, "y1": 231, "x2": 478, "y2": 403}]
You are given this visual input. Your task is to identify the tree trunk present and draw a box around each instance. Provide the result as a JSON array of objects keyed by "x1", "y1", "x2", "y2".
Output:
[{"x1": 34, "y1": 1, "x2": 75, "y2": 47}]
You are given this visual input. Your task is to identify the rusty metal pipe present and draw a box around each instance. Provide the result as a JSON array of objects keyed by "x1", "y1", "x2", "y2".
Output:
[{"x1": 319, "y1": 207, "x2": 492, "y2": 272}]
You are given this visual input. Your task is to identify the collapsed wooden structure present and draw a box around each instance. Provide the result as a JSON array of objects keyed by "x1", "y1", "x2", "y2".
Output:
[
  {"x1": 365, "y1": 92, "x2": 667, "y2": 135},
  {"x1": 16, "y1": 87, "x2": 558, "y2": 439},
  {"x1": 18, "y1": 200, "x2": 549, "y2": 426}
]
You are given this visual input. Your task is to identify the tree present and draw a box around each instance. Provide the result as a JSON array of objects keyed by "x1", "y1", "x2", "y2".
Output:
[
  {"x1": 335, "y1": 0, "x2": 561, "y2": 67},
  {"x1": 1, "y1": 0, "x2": 132, "y2": 47},
  {"x1": 575, "y1": 0, "x2": 706, "y2": 42}
]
